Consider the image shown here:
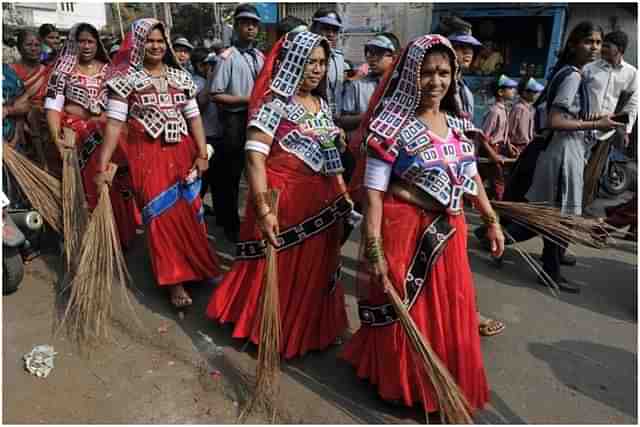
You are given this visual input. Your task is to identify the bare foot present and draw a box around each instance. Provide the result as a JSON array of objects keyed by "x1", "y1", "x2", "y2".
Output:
[{"x1": 169, "y1": 285, "x2": 192, "y2": 308}]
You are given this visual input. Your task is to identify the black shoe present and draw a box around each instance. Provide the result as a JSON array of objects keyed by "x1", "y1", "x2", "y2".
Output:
[
  {"x1": 560, "y1": 253, "x2": 577, "y2": 266},
  {"x1": 538, "y1": 274, "x2": 580, "y2": 294}
]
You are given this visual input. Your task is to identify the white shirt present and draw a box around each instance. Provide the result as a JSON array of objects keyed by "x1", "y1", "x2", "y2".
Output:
[{"x1": 583, "y1": 58, "x2": 638, "y2": 137}]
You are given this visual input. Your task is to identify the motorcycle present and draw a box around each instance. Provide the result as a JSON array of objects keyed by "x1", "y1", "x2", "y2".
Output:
[
  {"x1": 2, "y1": 190, "x2": 44, "y2": 295},
  {"x1": 602, "y1": 143, "x2": 631, "y2": 196}
]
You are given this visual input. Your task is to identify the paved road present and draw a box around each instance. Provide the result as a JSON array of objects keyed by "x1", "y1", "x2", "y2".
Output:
[{"x1": 3, "y1": 191, "x2": 636, "y2": 423}]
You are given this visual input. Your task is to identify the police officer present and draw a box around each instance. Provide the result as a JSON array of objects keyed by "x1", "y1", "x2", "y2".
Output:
[
  {"x1": 210, "y1": 4, "x2": 264, "y2": 242},
  {"x1": 310, "y1": 8, "x2": 345, "y2": 118},
  {"x1": 341, "y1": 33, "x2": 400, "y2": 131}
]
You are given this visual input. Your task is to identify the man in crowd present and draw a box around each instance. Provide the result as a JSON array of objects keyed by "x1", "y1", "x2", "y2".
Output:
[
  {"x1": 173, "y1": 36, "x2": 195, "y2": 75},
  {"x1": 310, "y1": 7, "x2": 345, "y2": 118},
  {"x1": 210, "y1": 3, "x2": 264, "y2": 242}
]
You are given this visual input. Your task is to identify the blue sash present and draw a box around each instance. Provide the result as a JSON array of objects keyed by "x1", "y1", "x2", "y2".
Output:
[{"x1": 142, "y1": 178, "x2": 203, "y2": 225}]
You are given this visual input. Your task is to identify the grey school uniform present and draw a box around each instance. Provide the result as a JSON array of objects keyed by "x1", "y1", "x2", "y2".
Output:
[
  {"x1": 342, "y1": 74, "x2": 380, "y2": 115},
  {"x1": 327, "y1": 49, "x2": 345, "y2": 117},
  {"x1": 526, "y1": 68, "x2": 589, "y2": 216},
  {"x1": 210, "y1": 46, "x2": 264, "y2": 113}
]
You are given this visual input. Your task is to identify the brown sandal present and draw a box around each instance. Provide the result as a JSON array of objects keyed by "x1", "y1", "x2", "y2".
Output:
[
  {"x1": 169, "y1": 286, "x2": 192, "y2": 308},
  {"x1": 479, "y1": 318, "x2": 505, "y2": 337}
]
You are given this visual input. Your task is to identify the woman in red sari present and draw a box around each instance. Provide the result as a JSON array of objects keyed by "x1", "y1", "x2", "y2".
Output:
[
  {"x1": 95, "y1": 18, "x2": 221, "y2": 308},
  {"x1": 341, "y1": 35, "x2": 504, "y2": 415},
  {"x1": 44, "y1": 23, "x2": 138, "y2": 250},
  {"x1": 10, "y1": 30, "x2": 52, "y2": 168},
  {"x1": 206, "y1": 31, "x2": 350, "y2": 359}
]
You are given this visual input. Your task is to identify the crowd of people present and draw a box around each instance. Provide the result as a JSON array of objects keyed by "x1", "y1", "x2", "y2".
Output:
[{"x1": 2, "y1": 5, "x2": 637, "y2": 420}]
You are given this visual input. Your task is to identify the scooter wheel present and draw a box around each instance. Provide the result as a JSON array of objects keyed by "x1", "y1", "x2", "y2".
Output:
[
  {"x1": 604, "y1": 163, "x2": 630, "y2": 196},
  {"x1": 3, "y1": 247, "x2": 24, "y2": 295}
]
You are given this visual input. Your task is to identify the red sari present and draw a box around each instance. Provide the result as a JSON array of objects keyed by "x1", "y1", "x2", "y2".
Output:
[
  {"x1": 341, "y1": 196, "x2": 489, "y2": 411},
  {"x1": 206, "y1": 117, "x2": 349, "y2": 360},
  {"x1": 126, "y1": 119, "x2": 220, "y2": 286}
]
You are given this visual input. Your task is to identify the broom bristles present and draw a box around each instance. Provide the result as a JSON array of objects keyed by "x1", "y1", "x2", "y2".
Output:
[
  {"x1": 241, "y1": 189, "x2": 281, "y2": 422},
  {"x1": 492, "y1": 201, "x2": 610, "y2": 249},
  {"x1": 583, "y1": 139, "x2": 610, "y2": 207},
  {"x1": 384, "y1": 280, "x2": 473, "y2": 424},
  {"x1": 61, "y1": 128, "x2": 90, "y2": 273},
  {"x1": 58, "y1": 164, "x2": 136, "y2": 348},
  {"x1": 3, "y1": 144, "x2": 62, "y2": 233}
]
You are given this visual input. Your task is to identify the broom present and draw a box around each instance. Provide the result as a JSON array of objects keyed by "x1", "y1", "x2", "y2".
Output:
[
  {"x1": 58, "y1": 163, "x2": 135, "y2": 347},
  {"x1": 382, "y1": 276, "x2": 473, "y2": 424},
  {"x1": 583, "y1": 139, "x2": 611, "y2": 207},
  {"x1": 491, "y1": 201, "x2": 611, "y2": 250},
  {"x1": 240, "y1": 189, "x2": 281, "y2": 422},
  {"x1": 2, "y1": 143, "x2": 62, "y2": 233},
  {"x1": 60, "y1": 127, "x2": 90, "y2": 273}
]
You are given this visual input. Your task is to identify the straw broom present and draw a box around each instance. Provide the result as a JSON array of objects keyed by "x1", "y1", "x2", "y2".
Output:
[
  {"x1": 491, "y1": 201, "x2": 611, "y2": 249},
  {"x1": 240, "y1": 189, "x2": 281, "y2": 422},
  {"x1": 382, "y1": 277, "x2": 473, "y2": 424},
  {"x1": 60, "y1": 127, "x2": 90, "y2": 273},
  {"x1": 59, "y1": 163, "x2": 134, "y2": 347},
  {"x1": 583, "y1": 139, "x2": 610, "y2": 207},
  {"x1": 2, "y1": 143, "x2": 62, "y2": 233}
]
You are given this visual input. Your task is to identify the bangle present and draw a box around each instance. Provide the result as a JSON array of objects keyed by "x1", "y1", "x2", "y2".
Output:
[
  {"x1": 481, "y1": 212, "x2": 499, "y2": 226},
  {"x1": 198, "y1": 153, "x2": 208, "y2": 160},
  {"x1": 365, "y1": 237, "x2": 384, "y2": 263},
  {"x1": 254, "y1": 191, "x2": 269, "y2": 211}
]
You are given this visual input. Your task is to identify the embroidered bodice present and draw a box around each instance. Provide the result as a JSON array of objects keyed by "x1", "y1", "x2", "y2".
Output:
[
  {"x1": 369, "y1": 115, "x2": 479, "y2": 211},
  {"x1": 46, "y1": 63, "x2": 109, "y2": 115},
  {"x1": 249, "y1": 97, "x2": 344, "y2": 175},
  {"x1": 106, "y1": 66, "x2": 197, "y2": 143}
]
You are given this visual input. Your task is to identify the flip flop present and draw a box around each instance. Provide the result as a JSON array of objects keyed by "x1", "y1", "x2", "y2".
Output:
[
  {"x1": 169, "y1": 288, "x2": 192, "y2": 308},
  {"x1": 479, "y1": 318, "x2": 505, "y2": 337}
]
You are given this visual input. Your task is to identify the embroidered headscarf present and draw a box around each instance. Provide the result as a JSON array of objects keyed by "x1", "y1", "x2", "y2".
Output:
[
  {"x1": 51, "y1": 23, "x2": 110, "y2": 75},
  {"x1": 248, "y1": 31, "x2": 331, "y2": 118},
  {"x1": 107, "y1": 18, "x2": 183, "y2": 80},
  {"x1": 365, "y1": 34, "x2": 462, "y2": 143}
]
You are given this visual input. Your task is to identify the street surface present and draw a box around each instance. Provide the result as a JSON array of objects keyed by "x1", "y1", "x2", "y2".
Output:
[{"x1": 3, "y1": 186, "x2": 637, "y2": 424}]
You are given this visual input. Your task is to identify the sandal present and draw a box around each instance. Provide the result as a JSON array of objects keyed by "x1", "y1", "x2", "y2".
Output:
[
  {"x1": 21, "y1": 248, "x2": 40, "y2": 264},
  {"x1": 479, "y1": 318, "x2": 505, "y2": 337},
  {"x1": 169, "y1": 286, "x2": 193, "y2": 308}
]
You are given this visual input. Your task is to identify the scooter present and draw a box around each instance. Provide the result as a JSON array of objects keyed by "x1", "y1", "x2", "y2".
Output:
[
  {"x1": 602, "y1": 143, "x2": 631, "y2": 196},
  {"x1": 2, "y1": 191, "x2": 44, "y2": 295}
]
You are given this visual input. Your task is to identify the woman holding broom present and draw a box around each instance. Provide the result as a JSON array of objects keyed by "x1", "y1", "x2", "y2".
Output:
[
  {"x1": 341, "y1": 34, "x2": 503, "y2": 415},
  {"x1": 9, "y1": 30, "x2": 52, "y2": 169},
  {"x1": 44, "y1": 23, "x2": 138, "y2": 250},
  {"x1": 206, "y1": 31, "x2": 350, "y2": 359},
  {"x1": 94, "y1": 18, "x2": 221, "y2": 308}
]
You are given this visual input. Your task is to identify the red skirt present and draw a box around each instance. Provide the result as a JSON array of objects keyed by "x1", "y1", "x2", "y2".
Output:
[
  {"x1": 61, "y1": 114, "x2": 138, "y2": 249},
  {"x1": 206, "y1": 160, "x2": 348, "y2": 360},
  {"x1": 341, "y1": 194, "x2": 489, "y2": 413},
  {"x1": 126, "y1": 121, "x2": 220, "y2": 286}
]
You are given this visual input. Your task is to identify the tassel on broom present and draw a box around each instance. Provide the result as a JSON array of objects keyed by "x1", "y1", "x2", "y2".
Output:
[
  {"x1": 58, "y1": 163, "x2": 136, "y2": 348},
  {"x1": 60, "y1": 127, "x2": 90, "y2": 273},
  {"x1": 240, "y1": 189, "x2": 281, "y2": 422},
  {"x1": 382, "y1": 276, "x2": 473, "y2": 424},
  {"x1": 2, "y1": 144, "x2": 62, "y2": 233}
]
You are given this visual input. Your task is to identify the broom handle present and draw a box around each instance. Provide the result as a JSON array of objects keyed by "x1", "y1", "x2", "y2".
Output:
[{"x1": 61, "y1": 127, "x2": 76, "y2": 150}]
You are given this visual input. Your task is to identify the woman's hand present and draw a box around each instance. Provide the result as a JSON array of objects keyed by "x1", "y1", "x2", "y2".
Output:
[
  {"x1": 191, "y1": 157, "x2": 209, "y2": 176},
  {"x1": 93, "y1": 169, "x2": 114, "y2": 194},
  {"x1": 369, "y1": 256, "x2": 393, "y2": 293},
  {"x1": 258, "y1": 212, "x2": 280, "y2": 248},
  {"x1": 486, "y1": 223, "x2": 505, "y2": 258},
  {"x1": 593, "y1": 115, "x2": 625, "y2": 131}
]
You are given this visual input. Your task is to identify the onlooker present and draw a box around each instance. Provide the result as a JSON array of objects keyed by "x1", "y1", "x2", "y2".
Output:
[
  {"x1": 507, "y1": 77, "x2": 545, "y2": 157},
  {"x1": 173, "y1": 37, "x2": 195, "y2": 75},
  {"x1": 583, "y1": 30, "x2": 638, "y2": 149},
  {"x1": 38, "y1": 24, "x2": 60, "y2": 65},
  {"x1": 310, "y1": 7, "x2": 345, "y2": 117},
  {"x1": 277, "y1": 15, "x2": 308, "y2": 38},
  {"x1": 447, "y1": 24, "x2": 483, "y2": 121},
  {"x1": 210, "y1": 3, "x2": 264, "y2": 242},
  {"x1": 480, "y1": 74, "x2": 518, "y2": 200},
  {"x1": 203, "y1": 30, "x2": 216, "y2": 49},
  {"x1": 192, "y1": 48, "x2": 222, "y2": 214}
]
